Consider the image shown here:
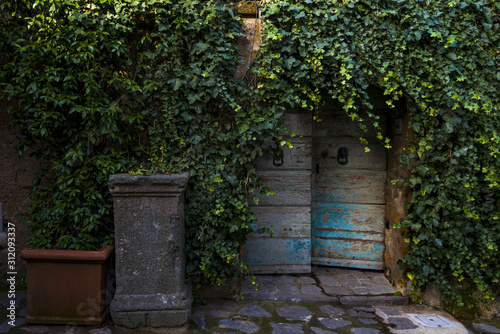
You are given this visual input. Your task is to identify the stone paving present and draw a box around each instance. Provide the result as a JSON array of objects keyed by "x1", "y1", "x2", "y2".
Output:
[
  {"x1": 1, "y1": 268, "x2": 500, "y2": 333},
  {"x1": 190, "y1": 300, "x2": 389, "y2": 333},
  {"x1": 241, "y1": 267, "x2": 405, "y2": 306},
  {"x1": 189, "y1": 300, "x2": 472, "y2": 334}
]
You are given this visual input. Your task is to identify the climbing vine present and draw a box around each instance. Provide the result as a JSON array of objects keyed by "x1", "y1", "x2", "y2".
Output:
[
  {"x1": 141, "y1": 1, "x2": 284, "y2": 289},
  {"x1": 256, "y1": 0, "x2": 499, "y2": 299},
  {"x1": 1, "y1": 0, "x2": 499, "y2": 299}
]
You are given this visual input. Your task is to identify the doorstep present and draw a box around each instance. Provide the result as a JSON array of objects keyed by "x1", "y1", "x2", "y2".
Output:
[{"x1": 241, "y1": 266, "x2": 409, "y2": 306}]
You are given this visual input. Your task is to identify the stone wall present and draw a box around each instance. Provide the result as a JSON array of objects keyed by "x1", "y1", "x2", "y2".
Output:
[
  {"x1": 234, "y1": 2, "x2": 261, "y2": 81},
  {"x1": 0, "y1": 97, "x2": 40, "y2": 275}
]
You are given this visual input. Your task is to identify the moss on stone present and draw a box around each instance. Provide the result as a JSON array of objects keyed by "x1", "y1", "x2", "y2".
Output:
[
  {"x1": 441, "y1": 279, "x2": 500, "y2": 321},
  {"x1": 234, "y1": 1, "x2": 259, "y2": 15},
  {"x1": 409, "y1": 289, "x2": 425, "y2": 305}
]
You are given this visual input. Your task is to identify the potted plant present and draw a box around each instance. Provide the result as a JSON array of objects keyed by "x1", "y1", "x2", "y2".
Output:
[{"x1": 16, "y1": 150, "x2": 117, "y2": 325}]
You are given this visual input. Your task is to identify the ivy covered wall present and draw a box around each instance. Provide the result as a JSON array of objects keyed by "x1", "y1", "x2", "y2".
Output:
[{"x1": 255, "y1": 0, "x2": 499, "y2": 306}]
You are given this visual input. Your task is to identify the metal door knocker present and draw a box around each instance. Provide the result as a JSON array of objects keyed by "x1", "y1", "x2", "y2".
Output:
[
  {"x1": 337, "y1": 147, "x2": 348, "y2": 165},
  {"x1": 272, "y1": 142, "x2": 284, "y2": 167}
]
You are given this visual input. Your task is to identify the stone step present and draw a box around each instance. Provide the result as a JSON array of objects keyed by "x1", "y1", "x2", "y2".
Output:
[
  {"x1": 241, "y1": 269, "x2": 409, "y2": 306},
  {"x1": 242, "y1": 291, "x2": 408, "y2": 306}
]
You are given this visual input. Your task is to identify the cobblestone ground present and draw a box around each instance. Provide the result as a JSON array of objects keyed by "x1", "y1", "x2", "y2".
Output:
[
  {"x1": 191, "y1": 300, "x2": 391, "y2": 334},
  {"x1": 1, "y1": 269, "x2": 500, "y2": 334},
  {"x1": 189, "y1": 300, "x2": 490, "y2": 334}
]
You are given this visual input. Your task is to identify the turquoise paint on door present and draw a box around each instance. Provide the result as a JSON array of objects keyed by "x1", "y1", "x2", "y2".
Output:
[{"x1": 312, "y1": 107, "x2": 387, "y2": 270}]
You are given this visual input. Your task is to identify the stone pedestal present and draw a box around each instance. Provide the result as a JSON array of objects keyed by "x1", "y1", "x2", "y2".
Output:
[{"x1": 109, "y1": 173, "x2": 191, "y2": 333}]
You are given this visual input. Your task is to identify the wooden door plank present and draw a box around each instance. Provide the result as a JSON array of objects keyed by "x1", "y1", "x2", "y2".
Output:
[
  {"x1": 313, "y1": 237, "x2": 384, "y2": 261},
  {"x1": 315, "y1": 170, "x2": 387, "y2": 204},
  {"x1": 249, "y1": 206, "x2": 311, "y2": 239},
  {"x1": 312, "y1": 203, "x2": 385, "y2": 233},
  {"x1": 255, "y1": 171, "x2": 311, "y2": 206},
  {"x1": 313, "y1": 229, "x2": 384, "y2": 242}
]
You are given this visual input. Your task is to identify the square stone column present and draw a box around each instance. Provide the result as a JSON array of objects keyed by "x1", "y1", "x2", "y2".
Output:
[{"x1": 109, "y1": 173, "x2": 191, "y2": 333}]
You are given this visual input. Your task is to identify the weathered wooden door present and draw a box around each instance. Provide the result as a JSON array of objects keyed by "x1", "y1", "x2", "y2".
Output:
[{"x1": 312, "y1": 106, "x2": 387, "y2": 270}]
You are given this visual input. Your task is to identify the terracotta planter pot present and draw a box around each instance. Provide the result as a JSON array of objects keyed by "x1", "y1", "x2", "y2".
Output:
[{"x1": 19, "y1": 245, "x2": 114, "y2": 325}]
